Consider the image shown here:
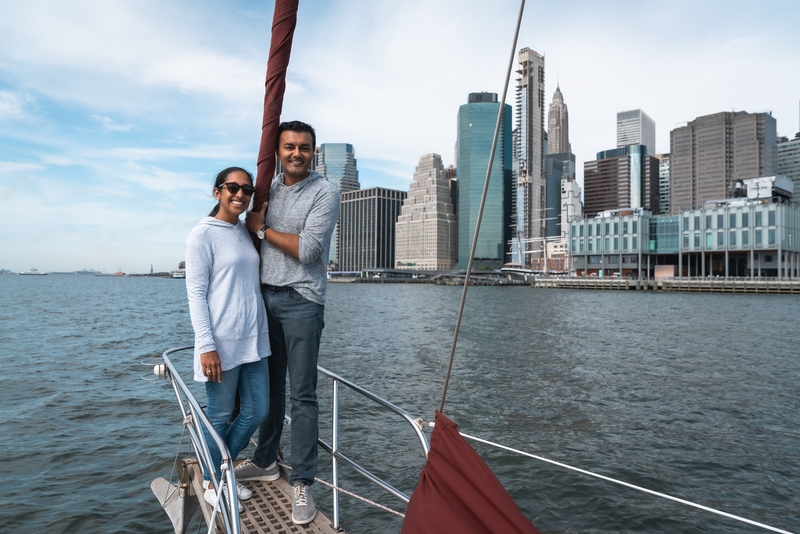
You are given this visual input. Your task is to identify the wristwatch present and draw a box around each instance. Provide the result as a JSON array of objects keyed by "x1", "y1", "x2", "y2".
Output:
[{"x1": 257, "y1": 225, "x2": 269, "y2": 240}]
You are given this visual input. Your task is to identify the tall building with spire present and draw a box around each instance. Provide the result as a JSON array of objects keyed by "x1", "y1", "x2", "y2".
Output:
[
  {"x1": 511, "y1": 47, "x2": 546, "y2": 266},
  {"x1": 547, "y1": 85, "x2": 570, "y2": 154},
  {"x1": 315, "y1": 143, "x2": 360, "y2": 267},
  {"x1": 395, "y1": 154, "x2": 458, "y2": 270},
  {"x1": 543, "y1": 84, "x2": 578, "y2": 247}
]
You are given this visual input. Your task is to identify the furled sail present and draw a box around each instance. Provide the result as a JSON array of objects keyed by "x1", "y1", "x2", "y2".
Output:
[
  {"x1": 402, "y1": 411, "x2": 541, "y2": 534},
  {"x1": 250, "y1": 0, "x2": 298, "y2": 248}
]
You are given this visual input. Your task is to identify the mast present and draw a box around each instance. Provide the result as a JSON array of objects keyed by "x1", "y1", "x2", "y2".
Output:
[{"x1": 250, "y1": 0, "x2": 299, "y2": 248}]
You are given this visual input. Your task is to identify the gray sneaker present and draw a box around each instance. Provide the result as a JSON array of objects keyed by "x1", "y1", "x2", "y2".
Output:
[
  {"x1": 291, "y1": 483, "x2": 316, "y2": 525},
  {"x1": 234, "y1": 459, "x2": 280, "y2": 481}
]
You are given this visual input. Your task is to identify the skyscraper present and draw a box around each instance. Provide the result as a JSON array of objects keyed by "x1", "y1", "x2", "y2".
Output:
[
  {"x1": 547, "y1": 85, "x2": 570, "y2": 154},
  {"x1": 457, "y1": 92, "x2": 513, "y2": 270},
  {"x1": 656, "y1": 153, "x2": 670, "y2": 215},
  {"x1": 338, "y1": 187, "x2": 406, "y2": 271},
  {"x1": 394, "y1": 154, "x2": 458, "y2": 270},
  {"x1": 778, "y1": 133, "x2": 800, "y2": 195},
  {"x1": 670, "y1": 111, "x2": 777, "y2": 213},
  {"x1": 316, "y1": 143, "x2": 360, "y2": 192},
  {"x1": 316, "y1": 143, "x2": 360, "y2": 266},
  {"x1": 543, "y1": 153, "x2": 576, "y2": 240},
  {"x1": 512, "y1": 47, "x2": 546, "y2": 266},
  {"x1": 583, "y1": 145, "x2": 659, "y2": 217},
  {"x1": 617, "y1": 109, "x2": 656, "y2": 156},
  {"x1": 560, "y1": 177, "x2": 582, "y2": 241}
]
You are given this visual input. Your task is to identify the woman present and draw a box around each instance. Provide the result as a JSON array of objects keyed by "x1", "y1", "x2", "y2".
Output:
[{"x1": 185, "y1": 166, "x2": 271, "y2": 512}]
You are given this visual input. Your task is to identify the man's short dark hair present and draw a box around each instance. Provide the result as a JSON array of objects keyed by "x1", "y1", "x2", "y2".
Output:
[{"x1": 278, "y1": 121, "x2": 316, "y2": 150}]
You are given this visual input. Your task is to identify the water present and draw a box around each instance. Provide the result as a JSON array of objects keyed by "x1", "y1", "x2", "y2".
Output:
[{"x1": 1, "y1": 275, "x2": 798, "y2": 533}]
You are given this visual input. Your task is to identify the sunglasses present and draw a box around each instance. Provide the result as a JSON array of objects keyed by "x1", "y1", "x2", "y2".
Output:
[{"x1": 218, "y1": 182, "x2": 255, "y2": 196}]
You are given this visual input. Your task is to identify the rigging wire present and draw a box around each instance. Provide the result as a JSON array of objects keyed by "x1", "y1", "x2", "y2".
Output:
[
  {"x1": 460, "y1": 431, "x2": 796, "y2": 534},
  {"x1": 439, "y1": 0, "x2": 526, "y2": 415}
]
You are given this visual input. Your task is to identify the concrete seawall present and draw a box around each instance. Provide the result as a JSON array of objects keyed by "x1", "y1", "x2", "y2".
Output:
[{"x1": 533, "y1": 278, "x2": 800, "y2": 294}]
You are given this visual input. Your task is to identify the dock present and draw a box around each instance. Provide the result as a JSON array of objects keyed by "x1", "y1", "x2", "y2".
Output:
[{"x1": 532, "y1": 277, "x2": 800, "y2": 294}]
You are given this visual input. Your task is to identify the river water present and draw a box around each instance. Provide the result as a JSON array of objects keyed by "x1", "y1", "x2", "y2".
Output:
[{"x1": 0, "y1": 275, "x2": 798, "y2": 533}]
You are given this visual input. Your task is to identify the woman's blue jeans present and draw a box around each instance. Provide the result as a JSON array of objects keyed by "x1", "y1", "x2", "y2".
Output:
[{"x1": 202, "y1": 357, "x2": 270, "y2": 482}]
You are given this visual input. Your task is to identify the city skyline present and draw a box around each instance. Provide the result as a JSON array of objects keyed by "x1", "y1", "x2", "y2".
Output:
[{"x1": 1, "y1": 1, "x2": 799, "y2": 272}]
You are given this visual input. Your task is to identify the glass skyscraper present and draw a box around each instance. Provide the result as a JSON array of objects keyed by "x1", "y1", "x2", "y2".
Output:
[
  {"x1": 456, "y1": 92, "x2": 513, "y2": 270},
  {"x1": 315, "y1": 143, "x2": 360, "y2": 267}
]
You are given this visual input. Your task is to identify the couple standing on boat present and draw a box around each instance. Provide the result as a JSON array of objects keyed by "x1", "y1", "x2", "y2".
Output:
[{"x1": 184, "y1": 121, "x2": 339, "y2": 525}]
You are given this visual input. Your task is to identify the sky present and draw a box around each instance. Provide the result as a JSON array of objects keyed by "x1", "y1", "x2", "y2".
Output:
[{"x1": 1, "y1": 0, "x2": 798, "y2": 273}]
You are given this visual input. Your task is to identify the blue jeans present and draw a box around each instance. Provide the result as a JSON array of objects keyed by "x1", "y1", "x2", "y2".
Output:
[
  {"x1": 203, "y1": 357, "x2": 270, "y2": 482},
  {"x1": 254, "y1": 286, "x2": 324, "y2": 486}
]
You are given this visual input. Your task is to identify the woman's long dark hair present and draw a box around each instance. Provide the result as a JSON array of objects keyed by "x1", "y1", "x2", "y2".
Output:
[{"x1": 209, "y1": 167, "x2": 254, "y2": 217}]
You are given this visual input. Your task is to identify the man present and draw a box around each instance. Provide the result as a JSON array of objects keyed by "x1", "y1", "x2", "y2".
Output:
[{"x1": 240, "y1": 120, "x2": 339, "y2": 525}]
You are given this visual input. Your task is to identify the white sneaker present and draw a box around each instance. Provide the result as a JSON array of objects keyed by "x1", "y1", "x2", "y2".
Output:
[
  {"x1": 203, "y1": 479, "x2": 251, "y2": 501},
  {"x1": 236, "y1": 481, "x2": 253, "y2": 501},
  {"x1": 203, "y1": 483, "x2": 244, "y2": 513}
]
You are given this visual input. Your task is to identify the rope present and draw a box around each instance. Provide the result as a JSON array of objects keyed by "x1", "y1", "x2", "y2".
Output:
[
  {"x1": 161, "y1": 416, "x2": 190, "y2": 506},
  {"x1": 439, "y1": 0, "x2": 526, "y2": 414},
  {"x1": 281, "y1": 463, "x2": 405, "y2": 518},
  {"x1": 460, "y1": 432, "x2": 796, "y2": 534}
]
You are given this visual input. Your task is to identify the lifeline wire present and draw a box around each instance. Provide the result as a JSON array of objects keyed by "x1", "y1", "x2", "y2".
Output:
[
  {"x1": 281, "y1": 462, "x2": 406, "y2": 518},
  {"x1": 438, "y1": 0, "x2": 526, "y2": 415},
  {"x1": 460, "y1": 432, "x2": 795, "y2": 534}
]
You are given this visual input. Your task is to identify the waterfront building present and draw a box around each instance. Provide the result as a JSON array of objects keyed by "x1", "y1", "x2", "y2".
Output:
[
  {"x1": 543, "y1": 153, "x2": 576, "y2": 241},
  {"x1": 583, "y1": 144, "x2": 660, "y2": 217},
  {"x1": 394, "y1": 154, "x2": 458, "y2": 270},
  {"x1": 316, "y1": 143, "x2": 360, "y2": 267},
  {"x1": 547, "y1": 85, "x2": 570, "y2": 154},
  {"x1": 457, "y1": 92, "x2": 513, "y2": 270},
  {"x1": 338, "y1": 187, "x2": 406, "y2": 271},
  {"x1": 778, "y1": 133, "x2": 800, "y2": 194},
  {"x1": 511, "y1": 47, "x2": 546, "y2": 267},
  {"x1": 670, "y1": 111, "x2": 777, "y2": 214},
  {"x1": 656, "y1": 153, "x2": 671, "y2": 215},
  {"x1": 569, "y1": 176, "x2": 799, "y2": 279},
  {"x1": 617, "y1": 109, "x2": 656, "y2": 156}
]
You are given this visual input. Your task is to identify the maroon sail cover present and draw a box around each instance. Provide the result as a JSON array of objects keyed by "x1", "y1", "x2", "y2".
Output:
[
  {"x1": 250, "y1": 0, "x2": 298, "y2": 248},
  {"x1": 402, "y1": 411, "x2": 541, "y2": 534}
]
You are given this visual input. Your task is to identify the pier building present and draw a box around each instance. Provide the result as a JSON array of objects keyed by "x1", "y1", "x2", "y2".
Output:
[{"x1": 569, "y1": 176, "x2": 800, "y2": 279}]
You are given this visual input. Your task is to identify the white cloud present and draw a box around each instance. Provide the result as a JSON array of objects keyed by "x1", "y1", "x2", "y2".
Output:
[
  {"x1": 0, "y1": 161, "x2": 47, "y2": 174},
  {"x1": 1, "y1": 0, "x2": 799, "y2": 272},
  {"x1": 0, "y1": 90, "x2": 34, "y2": 118},
  {"x1": 91, "y1": 115, "x2": 133, "y2": 133}
]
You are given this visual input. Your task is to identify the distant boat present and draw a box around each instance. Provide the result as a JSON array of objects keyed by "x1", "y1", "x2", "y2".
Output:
[
  {"x1": 19, "y1": 268, "x2": 49, "y2": 275},
  {"x1": 169, "y1": 260, "x2": 186, "y2": 279}
]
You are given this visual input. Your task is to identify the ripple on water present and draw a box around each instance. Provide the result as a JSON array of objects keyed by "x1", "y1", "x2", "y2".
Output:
[{"x1": 1, "y1": 278, "x2": 799, "y2": 533}]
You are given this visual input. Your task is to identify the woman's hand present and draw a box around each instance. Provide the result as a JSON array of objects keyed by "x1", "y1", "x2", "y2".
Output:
[{"x1": 200, "y1": 351, "x2": 222, "y2": 382}]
